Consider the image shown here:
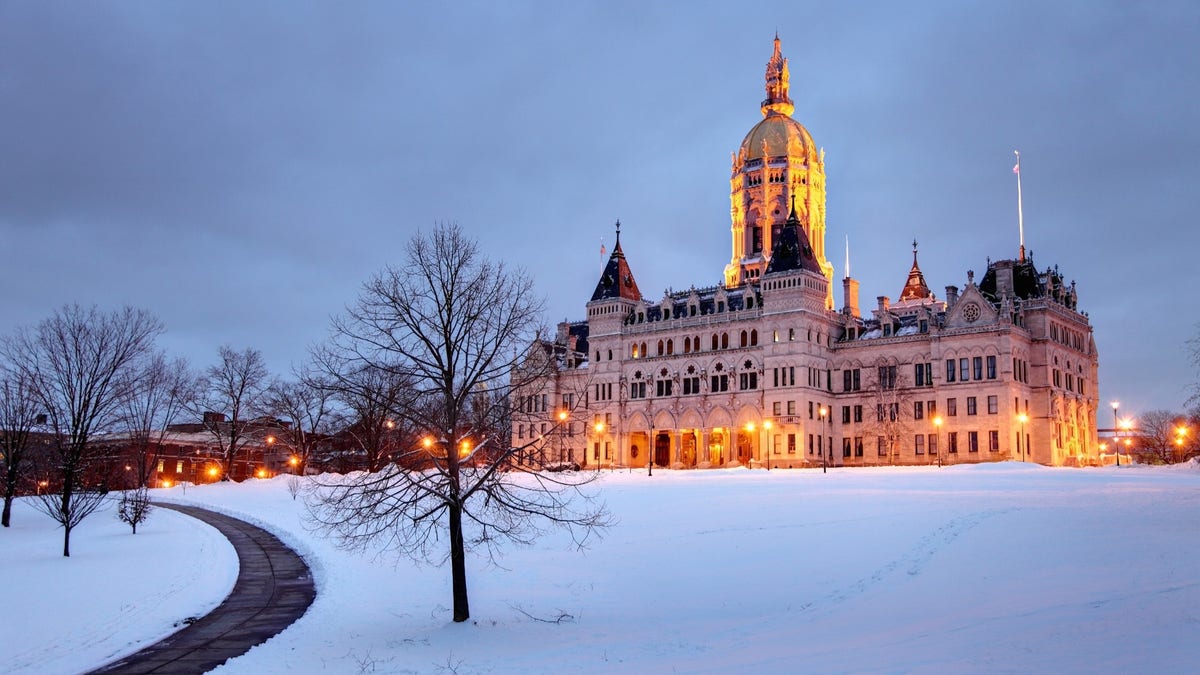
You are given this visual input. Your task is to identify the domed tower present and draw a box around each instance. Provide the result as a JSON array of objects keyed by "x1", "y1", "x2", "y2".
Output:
[{"x1": 725, "y1": 36, "x2": 834, "y2": 309}]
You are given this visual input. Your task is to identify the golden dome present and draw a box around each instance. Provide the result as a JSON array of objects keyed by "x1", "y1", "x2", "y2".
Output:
[{"x1": 738, "y1": 111, "x2": 815, "y2": 161}]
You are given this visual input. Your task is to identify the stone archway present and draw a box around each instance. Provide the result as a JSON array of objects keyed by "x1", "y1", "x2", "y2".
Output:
[{"x1": 655, "y1": 432, "x2": 671, "y2": 467}]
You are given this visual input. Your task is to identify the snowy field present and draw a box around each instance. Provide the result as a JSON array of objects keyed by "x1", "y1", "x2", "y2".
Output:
[{"x1": 5, "y1": 462, "x2": 1200, "y2": 674}]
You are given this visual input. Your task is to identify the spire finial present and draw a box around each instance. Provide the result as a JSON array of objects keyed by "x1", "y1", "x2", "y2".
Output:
[
  {"x1": 789, "y1": 193, "x2": 798, "y2": 219},
  {"x1": 845, "y1": 234, "x2": 851, "y2": 279},
  {"x1": 762, "y1": 35, "x2": 794, "y2": 117},
  {"x1": 615, "y1": 219, "x2": 621, "y2": 245},
  {"x1": 912, "y1": 239, "x2": 919, "y2": 263}
]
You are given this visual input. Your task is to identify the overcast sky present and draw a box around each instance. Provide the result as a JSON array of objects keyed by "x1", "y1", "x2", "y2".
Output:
[{"x1": 2, "y1": 2, "x2": 1198, "y2": 417}]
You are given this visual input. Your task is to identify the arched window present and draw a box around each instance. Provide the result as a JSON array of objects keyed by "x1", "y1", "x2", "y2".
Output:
[
  {"x1": 632, "y1": 344, "x2": 639, "y2": 359},
  {"x1": 694, "y1": 335, "x2": 700, "y2": 351},
  {"x1": 683, "y1": 337, "x2": 691, "y2": 354},
  {"x1": 740, "y1": 331, "x2": 748, "y2": 348},
  {"x1": 657, "y1": 340, "x2": 664, "y2": 356},
  {"x1": 595, "y1": 350, "x2": 600, "y2": 362},
  {"x1": 711, "y1": 334, "x2": 719, "y2": 351},
  {"x1": 641, "y1": 342, "x2": 647, "y2": 358},
  {"x1": 608, "y1": 349, "x2": 612, "y2": 361},
  {"x1": 751, "y1": 329, "x2": 758, "y2": 346},
  {"x1": 667, "y1": 339, "x2": 674, "y2": 355},
  {"x1": 721, "y1": 333, "x2": 729, "y2": 350}
]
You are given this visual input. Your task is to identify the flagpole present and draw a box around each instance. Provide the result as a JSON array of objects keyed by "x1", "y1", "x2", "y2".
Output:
[{"x1": 1014, "y1": 150, "x2": 1025, "y2": 262}]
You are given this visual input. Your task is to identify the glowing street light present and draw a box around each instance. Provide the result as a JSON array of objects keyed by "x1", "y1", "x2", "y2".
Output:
[
  {"x1": 764, "y1": 419, "x2": 773, "y2": 471},
  {"x1": 1111, "y1": 401, "x2": 1120, "y2": 466},
  {"x1": 933, "y1": 416, "x2": 944, "y2": 467},
  {"x1": 1018, "y1": 412, "x2": 1029, "y2": 462}
]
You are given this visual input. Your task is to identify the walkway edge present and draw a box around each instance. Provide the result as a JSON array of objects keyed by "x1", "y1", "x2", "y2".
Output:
[{"x1": 90, "y1": 503, "x2": 316, "y2": 674}]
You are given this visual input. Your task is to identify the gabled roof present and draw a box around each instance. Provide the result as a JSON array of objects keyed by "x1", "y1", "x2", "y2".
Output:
[
  {"x1": 764, "y1": 201, "x2": 823, "y2": 275},
  {"x1": 590, "y1": 221, "x2": 642, "y2": 302}
]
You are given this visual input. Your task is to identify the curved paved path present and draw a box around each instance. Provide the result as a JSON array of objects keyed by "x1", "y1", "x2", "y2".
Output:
[{"x1": 91, "y1": 504, "x2": 315, "y2": 674}]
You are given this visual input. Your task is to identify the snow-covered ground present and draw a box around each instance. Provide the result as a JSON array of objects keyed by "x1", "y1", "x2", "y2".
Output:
[{"x1": 6, "y1": 462, "x2": 1200, "y2": 674}]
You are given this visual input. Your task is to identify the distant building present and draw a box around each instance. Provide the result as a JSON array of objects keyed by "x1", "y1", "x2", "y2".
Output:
[{"x1": 514, "y1": 37, "x2": 1099, "y2": 468}]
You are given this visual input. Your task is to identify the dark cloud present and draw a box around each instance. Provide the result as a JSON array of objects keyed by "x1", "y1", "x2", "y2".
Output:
[{"x1": 1, "y1": 1, "x2": 1196, "y2": 411}]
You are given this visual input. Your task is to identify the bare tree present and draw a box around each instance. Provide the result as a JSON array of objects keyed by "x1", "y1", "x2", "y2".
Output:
[
  {"x1": 307, "y1": 223, "x2": 609, "y2": 623},
  {"x1": 266, "y1": 369, "x2": 336, "y2": 475},
  {"x1": 117, "y1": 486, "x2": 152, "y2": 534},
  {"x1": 0, "y1": 370, "x2": 42, "y2": 527},
  {"x1": 121, "y1": 352, "x2": 197, "y2": 488},
  {"x1": 1, "y1": 304, "x2": 163, "y2": 556},
  {"x1": 1131, "y1": 409, "x2": 1195, "y2": 464},
  {"x1": 196, "y1": 346, "x2": 270, "y2": 480},
  {"x1": 311, "y1": 346, "x2": 416, "y2": 472},
  {"x1": 860, "y1": 365, "x2": 916, "y2": 464}
]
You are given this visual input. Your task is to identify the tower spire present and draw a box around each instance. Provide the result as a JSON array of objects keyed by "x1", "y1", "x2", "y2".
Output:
[
  {"x1": 899, "y1": 239, "x2": 933, "y2": 301},
  {"x1": 762, "y1": 35, "x2": 794, "y2": 117},
  {"x1": 1014, "y1": 151, "x2": 1025, "y2": 262}
]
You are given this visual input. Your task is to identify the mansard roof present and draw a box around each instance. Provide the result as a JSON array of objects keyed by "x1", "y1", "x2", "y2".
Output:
[{"x1": 590, "y1": 222, "x2": 642, "y2": 302}]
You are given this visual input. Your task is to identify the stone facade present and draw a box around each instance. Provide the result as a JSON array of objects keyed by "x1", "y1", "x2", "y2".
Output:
[{"x1": 512, "y1": 37, "x2": 1099, "y2": 469}]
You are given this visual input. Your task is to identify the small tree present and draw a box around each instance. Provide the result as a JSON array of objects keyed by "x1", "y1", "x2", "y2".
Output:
[
  {"x1": 2, "y1": 304, "x2": 163, "y2": 556},
  {"x1": 117, "y1": 486, "x2": 152, "y2": 534},
  {"x1": 196, "y1": 346, "x2": 270, "y2": 480},
  {"x1": 307, "y1": 223, "x2": 609, "y2": 623},
  {"x1": 0, "y1": 370, "x2": 42, "y2": 527}
]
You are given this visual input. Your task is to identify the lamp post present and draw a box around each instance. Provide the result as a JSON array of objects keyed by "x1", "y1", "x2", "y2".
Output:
[
  {"x1": 594, "y1": 420, "x2": 605, "y2": 471},
  {"x1": 764, "y1": 419, "x2": 773, "y2": 471},
  {"x1": 557, "y1": 410, "x2": 568, "y2": 466},
  {"x1": 818, "y1": 406, "x2": 828, "y2": 474},
  {"x1": 1111, "y1": 401, "x2": 1120, "y2": 466},
  {"x1": 933, "y1": 416, "x2": 943, "y2": 468},
  {"x1": 648, "y1": 423, "x2": 654, "y2": 477},
  {"x1": 1017, "y1": 413, "x2": 1029, "y2": 462}
]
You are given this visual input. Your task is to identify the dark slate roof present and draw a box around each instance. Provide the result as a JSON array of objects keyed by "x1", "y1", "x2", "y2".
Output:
[
  {"x1": 590, "y1": 228, "x2": 642, "y2": 302},
  {"x1": 979, "y1": 256, "x2": 1043, "y2": 304},
  {"x1": 764, "y1": 204, "x2": 823, "y2": 275}
]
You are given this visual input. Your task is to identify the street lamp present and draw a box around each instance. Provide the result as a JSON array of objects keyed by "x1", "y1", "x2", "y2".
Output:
[
  {"x1": 593, "y1": 420, "x2": 605, "y2": 471},
  {"x1": 1111, "y1": 401, "x2": 1120, "y2": 466},
  {"x1": 1118, "y1": 417, "x2": 1132, "y2": 466},
  {"x1": 764, "y1": 419, "x2": 773, "y2": 471},
  {"x1": 1017, "y1": 413, "x2": 1029, "y2": 462},
  {"x1": 933, "y1": 416, "x2": 943, "y2": 468},
  {"x1": 818, "y1": 406, "x2": 828, "y2": 474},
  {"x1": 558, "y1": 410, "x2": 569, "y2": 465}
]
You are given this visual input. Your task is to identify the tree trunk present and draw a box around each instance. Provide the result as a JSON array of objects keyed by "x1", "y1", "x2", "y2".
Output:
[
  {"x1": 63, "y1": 523, "x2": 72, "y2": 557},
  {"x1": 449, "y1": 500, "x2": 470, "y2": 622},
  {"x1": 2, "y1": 469, "x2": 14, "y2": 526},
  {"x1": 61, "y1": 479, "x2": 74, "y2": 557}
]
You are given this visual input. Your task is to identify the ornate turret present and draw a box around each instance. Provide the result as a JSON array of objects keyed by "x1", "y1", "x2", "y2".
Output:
[
  {"x1": 761, "y1": 34, "x2": 795, "y2": 117},
  {"x1": 899, "y1": 240, "x2": 933, "y2": 301},
  {"x1": 590, "y1": 220, "x2": 642, "y2": 302}
]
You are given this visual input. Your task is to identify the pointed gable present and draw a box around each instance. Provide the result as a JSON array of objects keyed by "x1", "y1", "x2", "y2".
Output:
[
  {"x1": 590, "y1": 221, "x2": 642, "y2": 302},
  {"x1": 899, "y1": 240, "x2": 933, "y2": 301},
  {"x1": 764, "y1": 200, "x2": 822, "y2": 275}
]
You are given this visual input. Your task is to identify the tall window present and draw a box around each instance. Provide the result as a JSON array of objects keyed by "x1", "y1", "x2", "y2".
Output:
[
  {"x1": 915, "y1": 434, "x2": 925, "y2": 455},
  {"x1": 986, "y1": 355, "x2": 997, "y2": 379},
  {"x1": 948, "y1": 432, "x2": 959, "y2": 454},
  {"x1": 968, "y1": 431, "x2": 979, "y2": 453},
  {"x1": 947, "y1": 398, "x2": 958, "y2": 416},
  {"x1": 945, "y1": 359, "x2": 956, "y2": 383},
  {"x1": 973, "y1": 357, "x2": 983, "y2": 380},
  {"x1": 987, "y1": 395, "x2": 998, "y2": 415},
  {"x1": 914, "y1": 401, "x2": 924, "y2": 420},
  {"x1": 966, "y1": 397, "x2": 977, "y2": 416}
]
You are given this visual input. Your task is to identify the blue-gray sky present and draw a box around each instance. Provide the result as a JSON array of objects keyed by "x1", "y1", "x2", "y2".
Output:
[{"x1": 2, "y1": 2, "x2": 1198, "y2": 417}]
